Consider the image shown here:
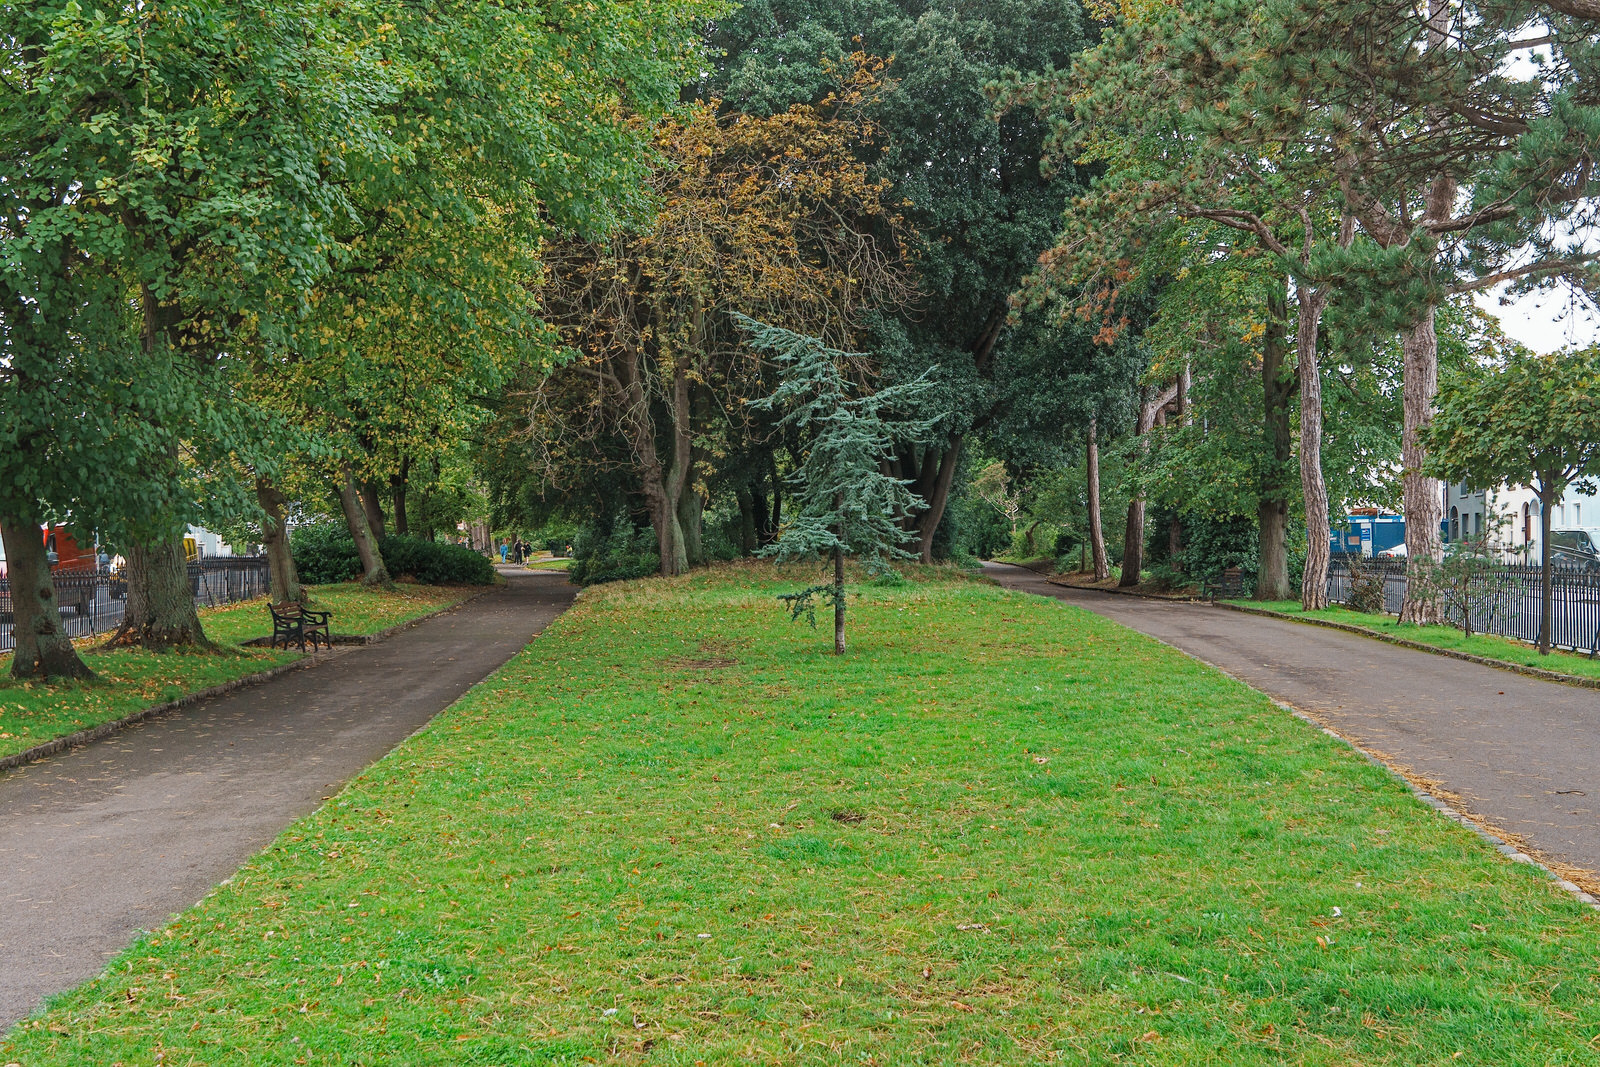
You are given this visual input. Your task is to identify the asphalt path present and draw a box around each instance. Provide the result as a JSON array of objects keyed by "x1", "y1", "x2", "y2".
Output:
[
  {"x1": 0, "y1": 569, "x2": 575, "y2": 1028},
  {"x1": 986, "y1": 563, "x2": 1600, "y2": 878}
]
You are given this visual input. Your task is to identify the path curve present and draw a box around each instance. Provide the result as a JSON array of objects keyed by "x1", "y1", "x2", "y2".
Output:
[
  {"x1": 0, "y1": 569, "x2": 575, "y2": 1027},
  {"x1": 986, "y1": 563, "x2": 1600, "y2": 879}
]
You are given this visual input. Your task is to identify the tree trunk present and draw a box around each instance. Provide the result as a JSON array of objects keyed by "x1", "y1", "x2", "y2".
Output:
[
  {"x1": 1, "y1": 518, "x2": 94, "y2": 680},
  {"x1": 678, "y1": 485, "x2": 705, "y2": 568},
  {"x1": 1118, "y1": 380, "x2": 1181, "y2": 588},
  {"x1": 257, "y1": 477, "x2": 304, "y2": 605},
  {"x1": 737, "y1": 486, "x2": 758, "y2": 556},
  {"x1": 391, "y1": 457, "x2": 410, "y2": 537},
  {"x1": 1120, "y1": 497, "x2": 1146, "y2": 588},
  {"x1": 1087, "y1": 418, "x2": 1110, "y2": 581},
  {"x1": 359, "y1": 479, "x2": 387, "y2": 541},
  {"x1": 1256, "y1": 290, "x2": 1294, "y2": 601},
  {"x1": 915, "y1": 436, "x2": 963, "y2": 564},
  {"x1": 769, "y1": 453, "x2": 783, "y2": 540},
  {"x1": 1398, "y1": 306, "x2": 1444, "y2": 624},
  {"x1": 1296, "y1": 284, "x2": 1333, "y2": 610},
  {"x1": 110, "y1": 535, "x2": 211, "y2": 650},
  {"x1": 1538, "y1": 484, "x2": 1555, "y2": 654},
  {"x1": 833, "y1": 520, "x2": 847, "y2": 656},
  {"x1": 340, "y1": 466, "x2": 391, "y2": 585}
]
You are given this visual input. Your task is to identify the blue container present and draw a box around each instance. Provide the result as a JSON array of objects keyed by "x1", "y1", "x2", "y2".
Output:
[{"x1": 1330, "y1": 514, "x2": 1404, "y2": 557}]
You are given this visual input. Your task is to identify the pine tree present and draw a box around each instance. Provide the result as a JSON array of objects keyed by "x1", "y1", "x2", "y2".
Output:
[{"x1": 740, "y1": 316, "x2": 940, "y2": 654}]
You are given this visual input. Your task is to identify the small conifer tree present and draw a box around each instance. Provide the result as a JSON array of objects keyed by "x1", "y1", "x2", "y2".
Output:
[{"x1": 739, "y1": 316, "x2": 939, "y2": 654}]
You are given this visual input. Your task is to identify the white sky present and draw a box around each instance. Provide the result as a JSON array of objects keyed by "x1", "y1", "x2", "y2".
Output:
[{"x1": 1478, "y1": 283, "x2": 1597, "y2": 353}]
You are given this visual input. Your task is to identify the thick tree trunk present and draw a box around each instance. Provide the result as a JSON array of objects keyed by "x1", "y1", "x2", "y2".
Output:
[
  {"x1": 340, "y1": 466, "x2": 391, "y2": 585},
  {"x1": 110, "y1": 535, "x2": 211, "y2": 650},
  {"x1": 1538, "y1": 485, "x2": 1555, "y2": 654},
  {"x1": 1087, "y1": 418, "x2": 1110, "y2": 581},
  {"x1": 1120, "y1": 498, "x2": 1146, "y2": 588},
  {"x1": 1118, "y1": 380, "x2": 1181, "y2": 588},
  {"x1": 1, "y1": 519, "x2": 94, "y2": 680},
  {"x1": 257, "y1": 477, "x2": 304, "y2": 605},
  {"x1": 915, "y1": 437, "x2": 963, "y2": 564},
  {"x1": 359, "y1": 479, "x2": 387, "y2": 541},
  {"x1": 1398, "y1": 306, "x2": 1444, "y2": 624},
  {"x1": 736, "y1": 486, "x2": 758, "y2": 556},
  {"x1": 1256, "y1": 292, "x2": 1293, "y2": 601},
  {"x1": 391, "y1": 457, "x2": 410, "y2": 537},
  {"x1": 678, "y1": 486, "x2": 705, "y2": 568},
  {"x1": 1296, "y1": 284, "x2": 1333, "y2": 610}
]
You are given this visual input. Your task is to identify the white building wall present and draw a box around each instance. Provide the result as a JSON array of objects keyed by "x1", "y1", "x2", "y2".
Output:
[{"x1": 1445, "y1": 480, "x2": 1600, "y2": 560}]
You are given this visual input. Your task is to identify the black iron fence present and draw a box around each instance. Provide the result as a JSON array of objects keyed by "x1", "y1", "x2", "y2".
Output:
[
  {"x1": 0, "y1": 556, "x2": 270, "y2": 654},
  {"x1": 1328, "y1": 556, "x2": 1600, "y2": 656}
]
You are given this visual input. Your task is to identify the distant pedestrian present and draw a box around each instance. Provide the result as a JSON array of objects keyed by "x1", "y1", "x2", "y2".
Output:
[{"x1": 499, "y1": 543, "x2": 508, "y2": 563}]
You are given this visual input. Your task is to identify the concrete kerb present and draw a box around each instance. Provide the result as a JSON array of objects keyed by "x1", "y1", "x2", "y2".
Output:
[
  {"x1": 998, "y1": 569, "x2": 1600, "y2": 914},
  {"x1": 1275, "y1": 699, "x2": 1600, "y2": 910},
  {"x1": 1214, "y1": 600, "x2": 1600, "y2": 692},
  {"x1": 0, "y1": 587, "x2": 494, "y2": 776}
]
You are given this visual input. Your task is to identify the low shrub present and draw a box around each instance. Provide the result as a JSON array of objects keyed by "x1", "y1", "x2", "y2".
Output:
[
  {"x1": 287, "y1": 524, "x2": 495, "y2": 585},
  {"x1": 290, "y1": 522, "x2": 363, "y2": 584},
  {"x1": 379, "y1": 535, "x2": 495, "y2": 585},
  {"x1": 569, "y1": 519, "x2": 660, "y2": 585}
]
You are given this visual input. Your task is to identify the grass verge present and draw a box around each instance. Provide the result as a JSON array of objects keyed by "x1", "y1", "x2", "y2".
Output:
[
  {"x1": 1235, "y1": 599, "x2": 1600, "y2": 683},
  {"x1": 0, "y1": 582, "x2": 477, "y2": 761},
  {"x1": 7, "y1": 564, "x2": 1600, "y2": 1063}
]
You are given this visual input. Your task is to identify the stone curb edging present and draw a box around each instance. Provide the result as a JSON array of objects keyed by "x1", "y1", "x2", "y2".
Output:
[
  {"x1": 1213, "y1": 600, "x2": 1600, "y2": 692},
  {"x1": 0, "y1": 588, "x2": 493, "y2": 775},
  {"x1": 1001, "y1": 566, "x2": 1600, "y2": 912},
  {"x1": 1036, "y1": 572, "x2": 1205, "y2": 603},
  {"x1": 1278, "y1": 700, "x2": 1600, "y2": 910}
]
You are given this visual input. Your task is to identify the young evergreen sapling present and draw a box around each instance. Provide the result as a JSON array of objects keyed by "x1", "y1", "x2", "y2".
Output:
[{"x1": 739, "y1": 316, "x2": 939, "y2": 654}]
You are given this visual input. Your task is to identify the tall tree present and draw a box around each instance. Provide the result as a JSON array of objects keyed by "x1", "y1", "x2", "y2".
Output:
[
  {"x1": 708, "y1": 0, "x2": 1094, "y2": 560},
  {"x1": 1192, "y1": 0, "x2": 1600, "y2": 620},
  {"x1": 532, "y1": 78, "x2": 910, "y2": 575},
  {"x1": 1424, "y1": 347, "x2": 1600, "y2": 653}
]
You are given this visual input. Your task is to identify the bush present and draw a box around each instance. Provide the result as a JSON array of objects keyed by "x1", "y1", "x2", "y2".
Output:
[
  {"x1": 569, "y1": 516, "x2": 660, "y2": 585},
  {"x1": 379, "y1": 535, "x2": 496, "y2": 585},
  {"x1": 290, "y1": 522, "x2": 363, "y2": 584},
  {"x1": 287, "y1": 523, "x2": 495, "y2": 586},
  {"x1": 1345, "y1": 553, "x2": 1387, "y2": 614}
]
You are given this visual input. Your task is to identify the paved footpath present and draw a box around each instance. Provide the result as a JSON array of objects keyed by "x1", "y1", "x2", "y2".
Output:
[
  {"x1": 0, "y1": 569, "x2": 574, "y2": 1028},
  {"x1": 987, "y1": 564, "x2": 1600, "y2": 878}
]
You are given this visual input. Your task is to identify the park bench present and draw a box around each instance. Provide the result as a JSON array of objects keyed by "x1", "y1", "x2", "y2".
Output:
[
  {"x1": 268, "y1": 602, "x2": 332, "y2": 653},
  {"x1": 1204, "y1": 567, "x2": 1248, "y2": 603}
]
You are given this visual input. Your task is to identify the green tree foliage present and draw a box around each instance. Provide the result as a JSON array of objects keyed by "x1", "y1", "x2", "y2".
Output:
[
  {"x1": 742, "y1": 317, "x2": 938, "y2": 654},
  {"x1": 1424, "y1": 347, "x2": 1600, "y2": 653},
  {"x1": 522, "y1": 75, "x2": 910, "y2": 577},
  {"x1": 707, "y1": 0, "x2": 1094, "y2": 559}
]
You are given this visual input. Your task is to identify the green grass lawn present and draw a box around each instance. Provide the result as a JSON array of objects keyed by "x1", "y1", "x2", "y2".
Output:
[
  {"x1": 9, "y1": 565, "x2": 1600, "y2": 1063},
  {"x1": 0, "y1": 582, "x2": 477, "y2": 761},
  {"x1": 1237, "y1": 599, "x2": 1600, "y2": 683}
]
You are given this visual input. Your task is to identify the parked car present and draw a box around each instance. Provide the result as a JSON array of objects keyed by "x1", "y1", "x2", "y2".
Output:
[{"x1": 1549, "y1": 529, "x2": 1600, "y2": 572}]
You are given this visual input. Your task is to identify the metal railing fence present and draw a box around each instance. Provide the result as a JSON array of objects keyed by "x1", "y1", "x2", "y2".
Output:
[
  {"x1": 0, "y1": 556, "x2": 270, "y2": 653},
  {"x1": 1328, "y1": 555, "x2": 1600, "y2": 655}
]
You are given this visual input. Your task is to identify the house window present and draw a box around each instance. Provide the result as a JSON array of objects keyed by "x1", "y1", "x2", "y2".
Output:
[
  {"x1": 1474, "y1": 511, "x2": 1482, "y2": 536},
  {"x1": 1449, "y1": 506, "x2": 1459, "y2": 541}
]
